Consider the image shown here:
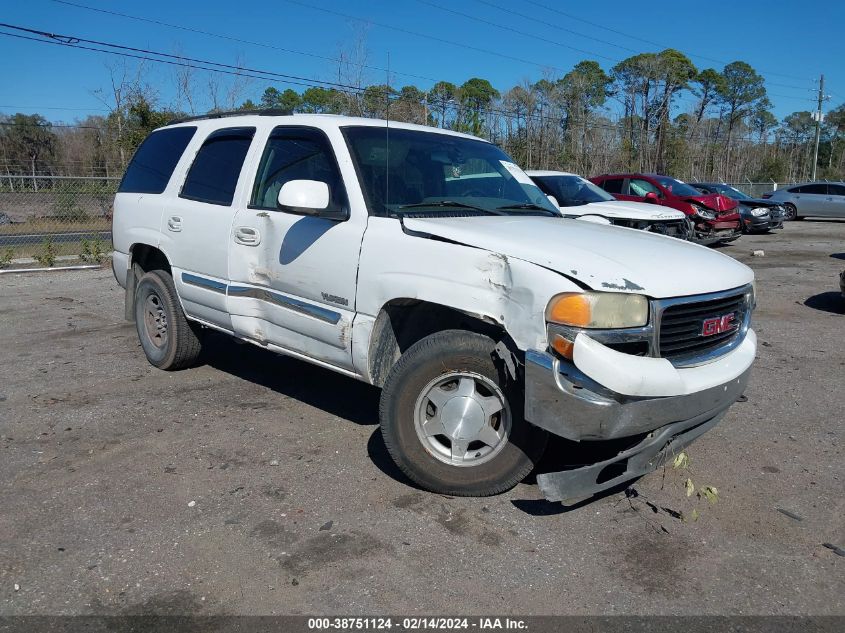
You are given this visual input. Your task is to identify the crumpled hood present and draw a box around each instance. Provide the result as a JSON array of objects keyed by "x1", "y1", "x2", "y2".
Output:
[
  {"x1": 564, "y1": 200, "x2": 686, "y2": 221},
  {"x1": 402, "y1": 215, "x2": 753, "y2": 298},
  {"x1": 685, "y1": 193, "x2": 738, "y2": 212}
]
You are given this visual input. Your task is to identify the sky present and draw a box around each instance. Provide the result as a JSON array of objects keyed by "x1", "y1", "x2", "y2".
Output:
[{"x1": 1, "y1": 0, "x2": 843, "y2": 125}]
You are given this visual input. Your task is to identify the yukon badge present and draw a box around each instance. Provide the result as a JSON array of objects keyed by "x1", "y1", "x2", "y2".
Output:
[
  {"x1": 321, "y1": 292, "x2": 349, "y2": 307},
  {"x1": 701, "y1": 313, "x2": 736, "y2": 337}
]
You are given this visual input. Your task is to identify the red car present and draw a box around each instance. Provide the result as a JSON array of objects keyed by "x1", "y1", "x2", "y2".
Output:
[{"x1": 590, "y1": 173, "x2": 742, "y2": 245}]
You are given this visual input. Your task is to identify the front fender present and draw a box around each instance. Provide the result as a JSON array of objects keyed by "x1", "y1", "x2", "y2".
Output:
[{"x1": 355, "y1": 218, "x2": 580, "y2": 353}]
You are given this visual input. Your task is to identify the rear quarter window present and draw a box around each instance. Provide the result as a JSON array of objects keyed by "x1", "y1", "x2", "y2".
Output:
[{"x1": 118, "y1": 126, "x2": 197, "y2": 194}]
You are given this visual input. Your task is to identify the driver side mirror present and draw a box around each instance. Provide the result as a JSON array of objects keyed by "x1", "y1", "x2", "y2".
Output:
[
  {"x1": 277, "y1": 180, "x2": 346, "y2": 220},
  {"x1": 644, "y1": 191, "x2": 659, "y2": 202}
]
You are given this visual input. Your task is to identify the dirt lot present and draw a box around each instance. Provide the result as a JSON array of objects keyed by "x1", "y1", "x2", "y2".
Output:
[{"x1": 0, "y1": 221, "x2": 843, "y2": 616}]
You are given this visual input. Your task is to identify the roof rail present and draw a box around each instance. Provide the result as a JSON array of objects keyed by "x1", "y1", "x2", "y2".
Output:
[{"x1": 167, "y1": 108, "x2": 293, "y2": 125}]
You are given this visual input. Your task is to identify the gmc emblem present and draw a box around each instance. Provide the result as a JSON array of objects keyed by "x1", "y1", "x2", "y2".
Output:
[{"x1": 701, "y1": 313, "x2": 736, "y2": 337}]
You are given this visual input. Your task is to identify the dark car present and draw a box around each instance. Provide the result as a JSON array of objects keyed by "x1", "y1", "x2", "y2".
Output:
[
  {"x1": 691, "y1": 183, "x2": 785, "y2": 233},
  {"x1": 589, "y1": 173, "x2": 742, "y2": 245}
]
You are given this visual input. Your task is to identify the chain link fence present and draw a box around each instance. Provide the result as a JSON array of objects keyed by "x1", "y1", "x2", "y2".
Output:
[
  {"x1": 0, "y1": 176, "x2": 118, "y2": 270},
  {"x1": 723, "y1": 182, "x2": 794, "y2": 198},
  {"x1": 0, "y1": 174, "x2": 802, "y2": 271}
]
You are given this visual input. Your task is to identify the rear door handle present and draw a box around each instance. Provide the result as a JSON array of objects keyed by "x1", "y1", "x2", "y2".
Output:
[
  {"x1": 234, "y1": 226, "x2": 261, "y2": 246},
  {"x1": 167, "y1": 216, "x2": 182, "y2": 232}
]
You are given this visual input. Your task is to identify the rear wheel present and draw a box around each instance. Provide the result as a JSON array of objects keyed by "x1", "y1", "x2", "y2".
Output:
[
  {"x1": 379, "y1": 330, "x2": 547, "y2": 496},
  {"x1": 134, "y1": 270, "x2": 203, "y2": 370}
]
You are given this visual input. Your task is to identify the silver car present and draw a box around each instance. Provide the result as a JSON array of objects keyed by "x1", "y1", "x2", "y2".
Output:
[{"x1": 765, "y1": 182, "x2": 845, "y2": 220}]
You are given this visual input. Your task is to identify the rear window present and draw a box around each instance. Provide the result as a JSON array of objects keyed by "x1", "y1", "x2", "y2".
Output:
[
  {"x1": 118, "y1": 126, "x2": 196, "y2": 194},
  {"x1": 180, "y1": 127, "x2": 256, "y2": 206}
]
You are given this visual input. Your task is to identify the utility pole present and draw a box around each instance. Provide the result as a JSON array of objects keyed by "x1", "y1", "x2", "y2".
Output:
[{"x1": 811, "y1": 74, "x2": 825, "y2": 181}]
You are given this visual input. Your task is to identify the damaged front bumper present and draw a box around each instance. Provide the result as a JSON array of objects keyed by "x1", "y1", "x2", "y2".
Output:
[{"x1": 524, "y1": 343, "x2": 753, "y2": 503}]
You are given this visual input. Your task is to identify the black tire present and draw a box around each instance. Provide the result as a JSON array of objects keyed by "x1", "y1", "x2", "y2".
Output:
[
  {"x1": 134, "y1": 270, "x2": 203, "y2": 370},
  {"x1": 379, "y1": 330, "x2": 548, "y2": 496},
  {"x1": 784, "y1": 203, "x2": 801, "y2": 220}
]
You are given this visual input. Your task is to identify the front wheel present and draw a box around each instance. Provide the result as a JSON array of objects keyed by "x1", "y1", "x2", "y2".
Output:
[
  {"x1": 379, "y1": 330, "x2": 547, "y2": 496},
  {"x1": 784, "y1": 203, "x2": 800, "y2": 220},
  {"x1": 134, "y1": 270, "x2": 203, "y2": 370}
]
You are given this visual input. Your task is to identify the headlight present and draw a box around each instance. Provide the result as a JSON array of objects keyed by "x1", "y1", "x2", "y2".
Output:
[
  {"x1": 546, "y1": 292, "x2": 649, "y2": 328},
  {"x1": 692, "y1": 204, "x2": 716, "y2": 220},
  {"x1": 751, "y1": 207, "x2": 768, "y2": 217}
]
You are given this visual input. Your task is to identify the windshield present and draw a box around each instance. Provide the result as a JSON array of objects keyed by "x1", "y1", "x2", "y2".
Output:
[
  {"x1": 342, "y1": 126, "x2": 560, "y2": 216},
  {"x1": 533, "y1": 175, "x2": 615, "y2": 206},
  {"x1": 654, "y1": 176, "x2": 704, "y2": 198},
  {"x1": 711, "y1": 184, "x2": 751, "y2": 200}
]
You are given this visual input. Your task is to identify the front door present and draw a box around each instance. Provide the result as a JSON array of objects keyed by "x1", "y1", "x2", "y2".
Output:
[
  {"x1": 821, "y1": 183, "x2": 845, "y2": 217},
  {"x1": 227, "y1": 126, "x2": 366, "y2": 370}
]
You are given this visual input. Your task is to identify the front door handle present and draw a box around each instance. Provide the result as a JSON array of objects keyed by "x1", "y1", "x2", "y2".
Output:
[
  {"x1": 234, "y1": 226, "x2": 261, "y2": 246},
  {"x1": 167, "y1": 216, "x2": 183, "y2": 232}
]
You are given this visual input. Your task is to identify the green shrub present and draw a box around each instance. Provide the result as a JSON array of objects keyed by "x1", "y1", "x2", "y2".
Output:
[
  {"x1": 80, "y1": 237, "x2": 108, "y2": 263},
  {"x1": 35, "y1": 236, "x2": 56, "y2": 267}
]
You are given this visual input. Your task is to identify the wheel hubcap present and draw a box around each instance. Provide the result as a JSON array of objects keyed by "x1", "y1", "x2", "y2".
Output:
[
  {"x1": 414, "y1": 372, "x2": 510, "y2": 467},
  {"x1": 143, "y1": 292, "x2": 168, "y2": 349}
]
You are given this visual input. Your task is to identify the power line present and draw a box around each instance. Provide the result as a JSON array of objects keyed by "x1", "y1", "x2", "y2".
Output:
[
  {"x1": 414, "y1": 0, "x2": 621, "y2": 63},
  {"x1": 0, "y1": 21, "x2": 818, "y2": 140},
  {"x1": 0, "y1": 121, "x2": 103, "y2": 129},
  {"x1": 0, "y1": 22, "x2": 366, "y2": 92},
  {"x1": 0, "y1": 105, "x2": 109, "y2": 112},
  {"x1": 278, "y1": 0, "x2": 572, "y2": 75},
  {"x1": 48, "y1": 0, "x2": 441, "y2": 86},
  {"x1": 460, "y1": 0, "x2": 813, "y2": 93},
  {"x1": 468, "y1": 0, "x2": 639, "y2": 56},
  {"x1": 523, "y1": 0, "x2": 808, "y2": 82}
]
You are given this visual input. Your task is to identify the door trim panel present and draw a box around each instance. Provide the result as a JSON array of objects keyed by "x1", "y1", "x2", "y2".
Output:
[
  {"x1": 227, "y1": 285, "x2": 341, "y2": 324},
  {"x1": 177, "y1": 272, "x2": 341, "y2": 324}
]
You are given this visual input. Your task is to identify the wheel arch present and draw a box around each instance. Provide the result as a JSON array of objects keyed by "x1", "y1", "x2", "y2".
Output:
[
  {"x1": 124, "y1": 243, "x2": 173, "y2": 321},
  {"x1": 366, "y1": 298, "x2": 521, "y2": 388}
]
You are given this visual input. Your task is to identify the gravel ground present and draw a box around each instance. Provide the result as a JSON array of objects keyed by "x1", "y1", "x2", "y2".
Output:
[{"x1": 0, "y1": 221, "x2": 843, "y2": 616}]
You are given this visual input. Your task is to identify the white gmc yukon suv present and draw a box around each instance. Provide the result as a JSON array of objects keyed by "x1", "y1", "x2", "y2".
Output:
[{"x1": 112, "y1": 113, "x2": 756, "y2": 503}]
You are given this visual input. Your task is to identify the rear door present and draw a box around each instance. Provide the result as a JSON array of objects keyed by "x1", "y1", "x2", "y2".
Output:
[
  {"x1": 597, "y1": 177, "x2": 628, "y2": 200},
  {"x1": 227, "y1": 125, "x2": 365, "y2": 370},
  {"x1": 160, "y1": 126, "x2": 256, "y2": 329}
]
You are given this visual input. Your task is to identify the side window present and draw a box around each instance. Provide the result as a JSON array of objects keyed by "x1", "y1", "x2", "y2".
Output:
[
  {"x1": 251, "y1": 127, "x2": 347, "y2": 214},
  {"x1": 828, "y1": 184, "x2": 845, "y2": 196},
  {"x1": 118, "y1": 126, "x2": 196, "y2": 194},
  {"x1": 802, "y1": 184, "x2": 827, "y2": 195},
  {"x1": 180, "y1": 127, "x2": 256, "y2": 206},
  {"x1": 629, "y1": 178, "x2": 660, "y2": 197},
  {"x1": 601, "y1": 178, "x2": 623, "y2": 194}
]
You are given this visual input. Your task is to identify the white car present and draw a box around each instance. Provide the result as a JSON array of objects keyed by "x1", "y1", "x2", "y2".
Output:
[
  {"x1": 528, "y1": 170, "x2": 691, "y2": 239},
  {"x1": 112, "y1": 113, "x2": 756, "y2": 503}
]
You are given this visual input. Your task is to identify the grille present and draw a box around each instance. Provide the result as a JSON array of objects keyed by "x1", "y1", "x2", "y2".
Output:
[
  {"x1": 613, "y1": 218, "x2": 688, "y2": 238},
  {"x1": 658, "y1": 292, "x2": 748, "y2": 360}
]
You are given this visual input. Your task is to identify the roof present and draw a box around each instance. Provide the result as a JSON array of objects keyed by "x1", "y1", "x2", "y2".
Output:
[
  {"x1": 525, "y1": 170, "x2": 579, "y2": 178},
  {"x1": 162, "y1": 111, "x2": 485, "y2": 141},
  {"x1": 593, "y1": 173, "x2": 670, "y2": 179}
]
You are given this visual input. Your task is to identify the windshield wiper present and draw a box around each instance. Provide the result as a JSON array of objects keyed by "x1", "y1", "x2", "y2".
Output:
[
  {"x1": 395, "y1": 200, "x2": 506, "y2": 215},
  {"x1": 495, "y1": 203, "x2": 560, "y2": 216}
]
